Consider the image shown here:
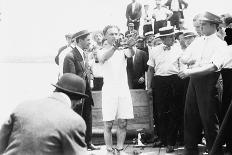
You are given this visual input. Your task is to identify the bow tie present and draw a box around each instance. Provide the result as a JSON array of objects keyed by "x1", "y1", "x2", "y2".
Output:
[{"x1": 163, "y1": 45, "x2": 171, "y2": 51}]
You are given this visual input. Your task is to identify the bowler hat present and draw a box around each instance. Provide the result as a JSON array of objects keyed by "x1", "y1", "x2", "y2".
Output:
[
  {"x1": 72, "y1": 30, "x2": 90, "y2": 40},
  {"x1": 199, "y1": 11, "x2": 222, "y2": 24},
  {"x1": 52, "y1": 73, "x2": 88, "y2": 98},
  {"x1": 157, "y1": 26, "x2": 175, "y2": 37}
]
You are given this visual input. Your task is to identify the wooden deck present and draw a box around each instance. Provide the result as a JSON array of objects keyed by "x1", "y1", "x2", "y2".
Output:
[
  {"x1": 92, "y1": 89, "x2": 154, "y2": 142},
  {"x1": 87, "y1": 144, "x2": 207, "y2": 155}
]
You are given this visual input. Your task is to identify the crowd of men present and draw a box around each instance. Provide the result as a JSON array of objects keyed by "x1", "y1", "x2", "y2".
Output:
[{"x1": 0, "y1": 0, "x2": 232, "y2": 155}]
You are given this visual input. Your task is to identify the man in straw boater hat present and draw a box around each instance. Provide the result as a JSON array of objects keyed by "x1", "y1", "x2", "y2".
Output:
[
  {"x1": 0, "y1": 73, "x2": 88, "y2": 155},
  {"x1": 147, "y1": 26, "x2": 186, "y2": 153},
  {"x1": 63, "y1": 30, "x2": 100, "y2": 150},
  {"x1": 178, "y1": 11, "x2": 229, "y2": 154}
]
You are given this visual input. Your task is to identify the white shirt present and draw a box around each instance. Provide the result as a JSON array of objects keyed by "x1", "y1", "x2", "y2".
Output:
[
  {"x1": 147, "y1": 43, "x2": 185, "y2": 76},
  {"x1": 181, "y1": 33, "x2": 228, "y2": 70},
  {"x1": 101, "y1": 49, "x2": 130, "y2": 92},
  {"x1": 88, "y1": 53, "x2": 103, "y2": 77},
  {"x1": 153, "y1": 7, "x2": 172, "y2": 21},
  {"x1": 143, "y1": 9, "x2": 153, "y2": 25},
  {"x1": 132, "y1": 2, "x2": 136, "y2": 13},
  {"x1": 171, "y1": 0, "x2": 180, "y2": 11}
]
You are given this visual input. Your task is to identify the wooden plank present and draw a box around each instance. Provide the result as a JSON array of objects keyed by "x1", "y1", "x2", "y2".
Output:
[{"x1": 91, "y1": 90, "x2": 154, "y2": 137}]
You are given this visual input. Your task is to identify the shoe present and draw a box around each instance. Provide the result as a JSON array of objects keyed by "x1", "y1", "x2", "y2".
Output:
[
  {"x1": 106, "y1": 147, "x2": 115, "y2": 155},
  {"x1": 166, "y1": 145, "x2": 175, "y2": 153},
  {"x1": 87, "y1": 143, "x2": 101, "y2": 151},
  {"x1": 152, "y1": 140, "x2": 166, "y2": 147},
  {"x1": 115, "y1": 148, "x2": 128, "y2": 155}
]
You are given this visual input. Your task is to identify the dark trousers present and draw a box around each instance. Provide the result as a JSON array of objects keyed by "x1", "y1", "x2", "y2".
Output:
[
  {"x1": 92, "y1": 77, "x2": 103, "y2": 91},
  {"x1": 154, "y1": 20, "x2": 167, "y2": 35},
  {"x1": 184, "y1": 72, "x2": 221, "y2": 154},
  {"x1": 220, "y1": 68, "x2": 232, "y2": 152},
  {"x1": 221, "y1": 69, "x2": 232, "y2": 121},
  {"x1": 177, "y1": 77, "x2": 189, "y2": 143},
  {"x1": 74, "y1": 81, "x2": 93, "y2": 145},
  {"x1": 170, "y1": 11, "x2": 181, "y2": 29},
  {"x1": 153, "y1": 75, "x2": 185, "y2": 146},
  {"x1": 143, "y1": 24, "x2": 153, "y2": 36}
]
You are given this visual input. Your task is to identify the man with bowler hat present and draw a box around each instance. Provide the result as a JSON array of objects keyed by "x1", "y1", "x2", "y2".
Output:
[
  {"x1": 63, "y1": 30, "x2": 100, "y2": 150},
  {"x1": 179, "y1": 11, "x2": 228, "y2": 154},
  {"x1": 0, "y1": 73, "x2": 88, "y2": 155}
]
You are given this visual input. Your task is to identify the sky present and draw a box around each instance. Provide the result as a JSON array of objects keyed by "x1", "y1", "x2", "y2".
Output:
[{"x1": 0, "y1": 0, "x2": 232, "y2": 58}]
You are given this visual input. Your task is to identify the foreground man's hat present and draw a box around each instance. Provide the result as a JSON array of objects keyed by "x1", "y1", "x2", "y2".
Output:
[
  {"x1": 52, "y1": 73, "x2": 88, "y2": 98},
  {"x1": 72, "y1": 30, "x2": 90, "y2": 40},
  {"x1": 199, "y1": 11, "x2": 222, "y2": 24}
]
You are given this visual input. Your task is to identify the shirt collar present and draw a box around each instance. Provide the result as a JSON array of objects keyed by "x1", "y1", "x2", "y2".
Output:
[
  {"x1": 204, "y1": 33, "x2": 217, "y2": 40},
  {"x1": 49, "y1": 92, "x2": 71, "y2": 108}
]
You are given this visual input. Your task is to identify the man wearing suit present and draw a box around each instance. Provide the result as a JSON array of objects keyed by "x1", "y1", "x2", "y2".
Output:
[
  {"x1": 127, "y1": 39, "x2": 148, "y2": 89},
  {"x1": 63, "y1": 30, "x2": 100, "y2": 151},
  {"x1": 126, "y1": 0, "x2": 142, "y2": 31},
  {"x1": 164, "y1": 0, "x2": 188, "y2": 29},
  {"x1": 0, "y1": 73, "x2": 88, "y2": 155}
]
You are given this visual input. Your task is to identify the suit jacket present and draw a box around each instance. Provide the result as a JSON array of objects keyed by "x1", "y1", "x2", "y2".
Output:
[
  {"x1": 63, "y1": 48, "x2": 94, "y2": 105},
  {"x1": 126, "y1": 2, "x2": 142, "y2": 21},
  {"x1": 0, "y1": 93, "x2": 87, "y2": 155},
  {"x1": 165, "y1": 0, "x2": 188, "y2": 18},
  {"x1": 127, "y1": 49, "x2": 148, "y2": 89}
]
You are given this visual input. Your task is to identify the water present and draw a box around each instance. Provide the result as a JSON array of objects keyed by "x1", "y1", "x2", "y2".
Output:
[{"x1": 0, "y1": 62, "x2": 59, "y2": 125}]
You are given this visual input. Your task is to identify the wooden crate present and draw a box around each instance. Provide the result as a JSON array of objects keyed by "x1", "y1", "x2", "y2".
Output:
[{"x1": 92, "y1": 89, "x2": 154, "y2": 136}]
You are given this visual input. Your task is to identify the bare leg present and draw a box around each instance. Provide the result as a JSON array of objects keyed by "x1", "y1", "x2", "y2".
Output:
[
  {"x1": 117, "y1": 119, "x2": 127, "y2": 149},
  {"x1": 104, "y1": 121, "x2": 114, "y2": 150}
]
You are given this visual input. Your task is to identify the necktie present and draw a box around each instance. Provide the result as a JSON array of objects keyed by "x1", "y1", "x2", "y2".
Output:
[{"x1": 83, "y1": 52, "x2": 93, "y2": 82}]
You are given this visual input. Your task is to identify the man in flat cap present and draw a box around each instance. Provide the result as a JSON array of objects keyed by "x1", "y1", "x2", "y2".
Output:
[
  {"x1": 63, "y1": 30, "x2": 100, "y2": 150},
  {"x1": 0, "y1": 73, "x2": 88, "y2": 155},
  {"x1": 125, "y1": 22, "x2": 138, "y2": 39},
  {"x1": 179, "y1": 11, "x2": 228, "y2": 154}
]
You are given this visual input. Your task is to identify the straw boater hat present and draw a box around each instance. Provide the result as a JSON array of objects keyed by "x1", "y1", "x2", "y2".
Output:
[
  {"x1": 157, "y1": 26, "x2": 175, "y2": 37},
  {"x1": 144, "y1": 31, "x2": 154, "y2": 37},
  {"x1": 199, "y1": 11, "x2": 222, "y2": 24},
  {"x1": 128, "y1": 23, "x2": 135, "y2": 27},
  {"x1": 52, "y1": 73, "x2": 88, "y2": 98},
  {"x1": 71, "y1": 30, "x2": 90, "y2": 40},
  {"x1": 183, "y1": 31, "x2": 197, "y2": 38}
]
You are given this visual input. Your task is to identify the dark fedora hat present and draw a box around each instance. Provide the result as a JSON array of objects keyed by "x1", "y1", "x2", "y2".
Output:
[
  {"x1": 71, "y1": 30, "x2": 90, "y2": 40},
  {"x1": 157, "y1": 26, "x2": 175, "y2": 37},
  {"x1": 52, "y1": 73, "x2": 88, "y2": 98},
  {"x1": 199, "y1": 11, "x2": 222, "y2": 24}
]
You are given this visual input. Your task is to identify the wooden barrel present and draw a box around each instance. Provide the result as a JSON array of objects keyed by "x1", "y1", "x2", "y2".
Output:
[{"x1": 92, "y1": 89, "x2": 154, "y2": 137}]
